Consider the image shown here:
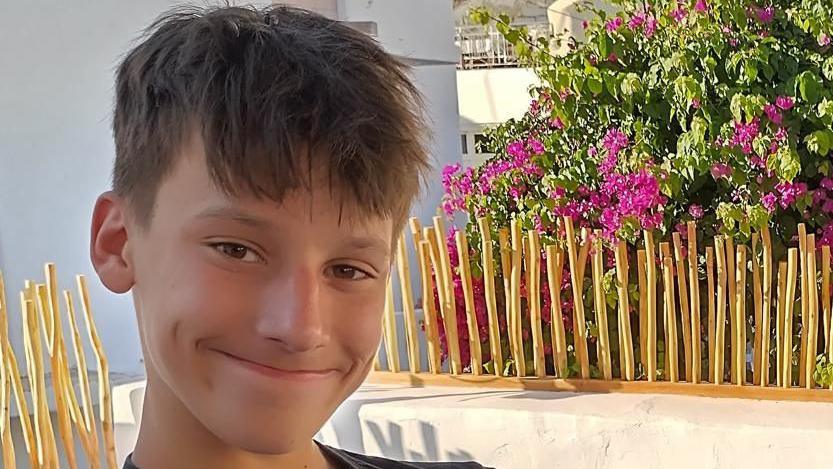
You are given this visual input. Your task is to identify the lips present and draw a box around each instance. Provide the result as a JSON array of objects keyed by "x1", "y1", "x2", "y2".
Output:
[{"x1": 215, "y1": 349, "x2": 337, "y2": 381}]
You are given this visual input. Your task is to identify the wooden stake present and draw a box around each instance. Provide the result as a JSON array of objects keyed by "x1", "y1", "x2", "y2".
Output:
[
  {"x1": 706, "y1": 247, "x2": 716, "y2": 382},
  {"x1": 615, "y1": 240, "x2": 634, "y2": 381},
  {"x1": 527, "y1": 230, "x2": 546, "y2": 378},
  {"x1": 798, "y1": 224, "x2": 808, "y2": 387},
  {"x1": 823, "y1": 246, "x2": 832, "y2": 360},
  {"x1": 592, "y1": 231, "x2": 612, "y2": 380},
  {"x1": 0, "y1": 272, "x2": 15, "y2": 469},
  {"x1": 752, "y1": 234, "x2": 763, "y2": 386},
  {"x1": 662, "y1": 251, "x2": 679, "y2": 382},
  {"x1": 416, "y1": 240, "x2": 442, "y2": 374},
  {"x1": 725, "y1": 236, "x2": 737, "y2": 383},
  {"x1": 776, "y1": 262, "x2": 787, "y2": 387},
  {"x1": 714, "y1": 237, "x2": 727, "y2": 384},
  {"x1": 805, "y1": 235, "x2": 819, "y2": 389},
  {"x1": 734, "y1": 246, "x2": 747, "y2": 386},
  {"x1": 760, "y1": 228, "x2": 774, "y2": 387},
  {"x1": 77, "y1": 275, "x2": 118, "y2": 469},
  {"x1": 673, "y1": 233, "x2": 693, "y2": 382},
  {"x1": 457, "y1": 230, "x2": 483, "y2": 375},
  {"x1": 564, "y1": 217, "x2": 590, "y2": 379},
  {"x1": 498, "y1": 228, "x2": 514, "y2": 375},
  {"x1": 65, "y1": 290, "x2": 100, "y2": 467},
  {"x1": 477, "y1": 217, "x2": 504, "y2": 375},
  {"x1": 509, "y1": 220, "x2": 527, "y2": 377},
  {"x1": 546, "y1": 244, "x2": 568, "y2": 378},
  {"x1": 687, "y1": 222, "x2": 701, "y2": 383},
  {"x1": 783, "y1": 249, "x2": 799, "y2": 387},
  {"x1": 426, "y1": 226, "x2": 462, "y2": 374},
  {"x1": 22, "y1": 292, "x2": 58, "y2": 469},
  {"x1": 637, "y1": 250, "x2": 648, "y2": 377},
  {"x1": 382, "y1": 275, "x2": 400, "y2": 372},
  {"x1": 644, "y1": 230, "x2": 658, "y2": 382},
  {"x1": 396, "y1": 235, "x2": 420, "y2": 373}
]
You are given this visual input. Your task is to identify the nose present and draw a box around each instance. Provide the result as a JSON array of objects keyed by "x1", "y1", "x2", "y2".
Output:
[{"x1": 256, "y1": 266, "x2": 329, "y2": 353}]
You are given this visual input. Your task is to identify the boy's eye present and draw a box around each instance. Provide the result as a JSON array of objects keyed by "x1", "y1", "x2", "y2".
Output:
[
  {"x1": 211, "y1": 242, "x2": 262, "y2": 263},
  {"x1": 329, "y1": 265, "x2": 371, "y2": 281}
]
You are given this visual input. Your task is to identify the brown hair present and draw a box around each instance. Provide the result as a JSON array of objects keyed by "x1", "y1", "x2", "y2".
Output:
[{"x1": 112, "y1": 4, "x2": 429, "y2": 234}]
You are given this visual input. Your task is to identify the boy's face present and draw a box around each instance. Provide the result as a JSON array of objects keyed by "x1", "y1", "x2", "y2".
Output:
[{"x1": 95, "y1": 136, "x2": 392, "y2": 454}]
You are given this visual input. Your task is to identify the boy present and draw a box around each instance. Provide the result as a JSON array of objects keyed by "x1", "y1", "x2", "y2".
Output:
[{"x1": 89, "y1": 4, "x2": 486, "y2": 469}]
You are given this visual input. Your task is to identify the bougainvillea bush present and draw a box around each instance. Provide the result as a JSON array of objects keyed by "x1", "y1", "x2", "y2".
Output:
[{"x1": 438, "y1": 0, "x2": 833, "y2": 378}]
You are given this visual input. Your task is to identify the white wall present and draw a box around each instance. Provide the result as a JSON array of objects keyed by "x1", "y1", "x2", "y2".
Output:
[{"x1": 457, "y1": 68, "x2": 539, "y2": 131}]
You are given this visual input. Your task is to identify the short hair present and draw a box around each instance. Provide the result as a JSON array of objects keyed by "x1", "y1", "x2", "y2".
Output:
[{"x1": 112, "y1": 4, "x2": 430, "y2": 234}]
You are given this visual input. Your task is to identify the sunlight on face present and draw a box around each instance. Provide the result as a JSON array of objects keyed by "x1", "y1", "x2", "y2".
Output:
[{"x1": 128, "y1": 135, "x2": 393, "y2": 454}]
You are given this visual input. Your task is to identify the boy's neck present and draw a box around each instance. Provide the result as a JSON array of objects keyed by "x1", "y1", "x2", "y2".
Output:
[{"x1": 131, "y1": 376, "x2": 334, "y2": 469}]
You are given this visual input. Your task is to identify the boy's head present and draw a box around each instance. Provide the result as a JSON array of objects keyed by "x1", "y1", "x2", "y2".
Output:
[{"x1": 90, "y1": 4, "x2": 429, "y2": 455}]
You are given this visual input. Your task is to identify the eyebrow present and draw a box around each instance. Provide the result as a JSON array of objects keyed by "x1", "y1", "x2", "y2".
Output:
[
  {"x1": 193, "y1": 206, "x2": 274, "y2": 229},
  {"x1": 339, "y1": 236, "x2": 392, "y2": 257}
]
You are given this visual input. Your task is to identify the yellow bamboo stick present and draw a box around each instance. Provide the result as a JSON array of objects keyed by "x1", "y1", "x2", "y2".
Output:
[
  {"x1": 77, "y1": 275, "x2": 118, "y2": 469},
  {"x1": 22, "y1": 292, "x2": 58, "y2": 469},
  {"x1": 546, "y1": 244, "x2": 568, "y2": 378},
  {"x1": 396, "y1": 235, "x2": 420, "y2": 373},
  {"x1": 592, "y1": 232, "x2": 612, "y2": 380},
  {"x1": 752, "y1": 234, "x2": 763, "y2": 386},
  {"x1": 805, "y1": 235, "x2": 819, "y2": 389},
  {"x1": 456, "y1": 230, "x2": 483, "y2": 375},
  {"x1": 662, "y1": 251, "x2": 679, "y2": 382},
  {"x1": 644, "y1": 230, "x2": 658, "y2": 382},
  {"x1": 382, "y1": 275, "x2": 400, "y2": 372},
  {"x1": 687, "y1": 222, "x2": 701, "y2": 383},
  {"x1": 416, "y1": 240, "x2": 442, "y2": 374},
  {"x1": 36, "y1": 284, "x2": 76, "y2": 469},
  {"x1": 672, "y1": 233, "x2": 693, "y2": 382},
  {"x1": 735, "y1": 246, "x2": 747, "y2": 386},
  {"x1": 426, "y1": 226, "x2": 462, "y2": 374},
  {"x1": 776, "y1": 262, "x2": 787, "y2": 387},
  {"x1": 498, "y1": 228, "x2": 515, "y2": 375},
  {"x1": 706, "y1": 247, "x2": 716, "y2": 382},
  {"x1": 714, "y1": 237, "x2": 727, "y2": 384},
  {"x1": 527, "y1": 231, "x2": 546, "y2": 378},
  {"x1": 65, "y1": 290, "x2": 100, "y2": 467},
  {"x1": 509, "y1": 220, "x2": 527, "y2": 377},
  {"x1": 431, "y1": 221, "x2": 463, "y2": 374},
  {"x1": 798, "y1": 224, "x2": 808, "y2": 387},
  {"x1": 615, "y1": 240, "x2": 634, "y2": 381},
  {"x1": 784, "y1": 249, "x2": 799, "y2": 387},
  {"x1": 725, "y1": 235, "x2": 737, "y2": 383},
  {"x1": 661, "y1": 243, "x2": 672, "y2": 376},
  {"x1": 0, "y1": 272, "x2": 15, "y2": 469},
  {"x1": 760, "y1": 228, "x2": 774, "y2": 387},
  {"x1": 477, "y1": 217, "x2": 504, "y2": 375},
  {"x1": 564, "y1": 217, "x2": 590, "y2": 378},
  {"x1": 637, "y1": 249, "x2": 648, "y2": 377}
]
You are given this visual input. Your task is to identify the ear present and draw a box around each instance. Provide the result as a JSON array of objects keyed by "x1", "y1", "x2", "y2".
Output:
[{"x1": 90, "y1": 192, "x2": 135, "y2": 293}]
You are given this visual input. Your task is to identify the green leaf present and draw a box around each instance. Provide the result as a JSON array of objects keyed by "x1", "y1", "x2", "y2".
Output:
[
  {"x1": 768, "y1": 146, "x2": 801, "y2": 181},
  {"x1": 797, "y1": 71, "x2": 824, "y2": 104},
  {"x1": 805, "y1": 130, "x2": 833, "y2": 156},
  {"x1": 587, "y1": 75, "x2": 604, "y2": 95}
]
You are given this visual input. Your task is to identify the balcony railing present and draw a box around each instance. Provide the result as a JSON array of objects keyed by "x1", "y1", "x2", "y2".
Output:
[{"x1": 455, "y1": 21, "x2": 552, "y2": 70}]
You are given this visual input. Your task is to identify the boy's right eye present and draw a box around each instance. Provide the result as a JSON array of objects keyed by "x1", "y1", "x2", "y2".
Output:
[{"x1": 210, "y1": 242, "x2": 263, "y2": 263}]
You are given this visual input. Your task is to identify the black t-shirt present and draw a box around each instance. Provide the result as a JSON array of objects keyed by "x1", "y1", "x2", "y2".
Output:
[{"x1": 122, "y1": 444, "x2": 489, "y2": 468}]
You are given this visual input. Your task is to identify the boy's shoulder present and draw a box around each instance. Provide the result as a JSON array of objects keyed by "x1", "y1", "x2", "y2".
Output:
[{"x1": 321, "y1": 444, "x2": 492, "y2": 469}]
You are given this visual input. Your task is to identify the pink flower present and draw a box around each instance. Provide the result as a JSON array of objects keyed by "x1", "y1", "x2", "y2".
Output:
[
  {"x1": 644, "y1": 17, "x2": 658, "y2": 38},
  {"x1": 582, "y1": 20, "x2": 590, "y2": 29},
  {"x1": 550, "y1": 117, "x2": 565, "y2": 130},
  {"x1": 756, "y1": 6, "x2": 774, "y2": 24},
  {"x1": 730, "y1": 118, "x2": 760, "y2": 154},
  {"x1": 602, "y1": 128, "x2": 629, "y2": 157},
  {"x1": 711, "y1": 163, "x2": 732, "y2": 180},
  {"x1": 764, "y1": 104, "x2": 783, "y2": 125},
  {"x1": 695, "y1": 0, "x2": 709, "y2": 13},
  {"x1": 775, "y1": 127, "x2": 788, "y2": 142},
  {"x1": 776, "y1": 95, "x2": 794, "y2": 110},
  {"x1": 670, "y1": 6, "x2": 688, "y2": 23},
  {"x1": 628, "y1": 12, "x2": 646, "y2": 30},
  {"x1": 608, "y1": 52, "x2": 619, "y2": 63},
  {"x1": 750, "y1": 155, "x2": 767, "y2": 169},
  {"x1": 762, "y1": 193, "x2": 777, "y2": 212},
  {"x1": 606, "y1": 17, "x2": 624, "y2": 33},
  {"x1": 820, "y1": 33, "x2": 832, "y2": 46},
  {"x1": 529, "y1": 138, "x2": 546, "y2": 155},
  {"x1": 691, "y1": 98, "x2": 701, "y2": 109},
  {"x1": 822, "y1": 177, "x2": 833, "y2": 190},
  {"x1": 689, "y1": 204, "x2": 704, "y2": 219}
]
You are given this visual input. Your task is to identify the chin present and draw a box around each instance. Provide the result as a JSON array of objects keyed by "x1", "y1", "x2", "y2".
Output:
[{"x1": 211, "y1": 420, "x2": 314, "y2": 455}]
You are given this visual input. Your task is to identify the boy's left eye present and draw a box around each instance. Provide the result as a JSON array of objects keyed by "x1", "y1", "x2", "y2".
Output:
[
  {"x1": 211, "y1": 242, "x2": 263, "y2": 263},
  {"x1": 329, "y1": 265, "x2": 371, "y2": 280}
]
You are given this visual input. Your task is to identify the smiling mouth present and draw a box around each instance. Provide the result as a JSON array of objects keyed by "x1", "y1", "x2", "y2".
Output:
[{"x1": 215, "y1": 350, "x2": 337, "y2": 381}]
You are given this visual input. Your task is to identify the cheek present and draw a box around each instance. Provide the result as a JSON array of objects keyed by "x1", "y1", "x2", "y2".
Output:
[{"x1": 328, "y1": 286, "x2": 386, "y2": 360}]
